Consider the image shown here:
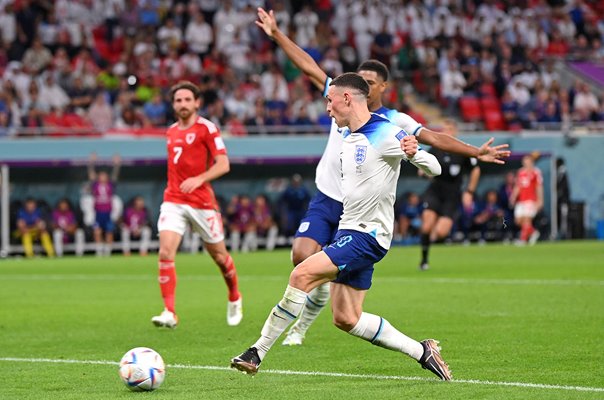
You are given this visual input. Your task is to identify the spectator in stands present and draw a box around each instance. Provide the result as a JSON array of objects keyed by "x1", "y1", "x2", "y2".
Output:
[
  {"x1": 87, "y1": 93, "x2": 114, "y2": 132},
  {"x1": 15, "y1": 198, "x2": 55, "y2": 258},
  {"x1": 279, "y1": 174, "x2": 311, "y2": 237},
  {"x1": 67, "y1": 76, "x2": 94, "y2": 112},
  {"x1": 185, "y1": 10, "x2": 213, "y2": 61},
  {"x1": 121, "y1": 196, "x2": 152, "y2": 256},
  {"x1": 441, "y1": 62, "x2": 466, "y2": 116},
  {"x1": 472, "y1": 190, "x2": 505, "y2": 243},
  {"x1": 21, "y1": 38, "x2": 52, "y2": 74},
  {"x1": 458, "y1": 190, "x2": 481, "y2": 244},
  {"x1": 143, "y1": 93, "x2": 167, "y2": 127},
  {"x1": 253, "y1": 194, "x2": 278, "y2": 251},
  {"x1": 396, "y1": 192, "x2": 423, "y2": 241},
  {"x1": 573, "y1": 82, "x2": 599, "y2": 121},
  {"x1": 38, "y1": 73, "x2": 70, "y2": 112},
  {"x1": 260, "y1": 62, "x2": 289, "y2": 106},
  {"x1": 52, "y1": 198, "x2": 85, "y2": 257},
  {"x1": 88, "y1": 153, "x2": 121, "y2": 256},
  {"x1": 228, "y1": 194, "x2": 255, "y2": 253}
]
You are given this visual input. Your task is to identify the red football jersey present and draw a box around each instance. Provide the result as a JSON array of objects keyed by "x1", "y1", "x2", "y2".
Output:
[
  {"x1": 516, "y1": 167, "x2": 542, "y2": 202},
  {"x1": 163, "y1": 117, "x2": 227, "y2": 209}
]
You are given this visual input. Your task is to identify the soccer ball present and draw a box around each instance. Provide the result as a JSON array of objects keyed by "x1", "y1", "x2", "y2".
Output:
[{"x1": 119, "y1": 347, "x2": 165, "y2": 391}]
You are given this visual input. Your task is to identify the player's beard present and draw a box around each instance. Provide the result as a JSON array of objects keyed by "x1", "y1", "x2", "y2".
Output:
[{"x1": 177, "y1": 107, "x2": 194, "y2": 121}]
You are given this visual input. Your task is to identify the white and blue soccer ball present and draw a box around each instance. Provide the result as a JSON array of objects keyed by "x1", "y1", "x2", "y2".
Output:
[{"x1": 119, "y1": 347, "x2": 165, "y2": 391}]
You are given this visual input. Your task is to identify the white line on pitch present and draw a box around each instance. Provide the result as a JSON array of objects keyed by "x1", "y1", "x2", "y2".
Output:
[
  {"x1": 0, "y1": 357, "x2": 602, "y2": 393},
  {"x1": 0, "y1": 274, "x2": 603, "y2": 286}
]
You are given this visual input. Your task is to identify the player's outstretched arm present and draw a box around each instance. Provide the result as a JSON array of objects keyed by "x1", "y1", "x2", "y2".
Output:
[
  {"x1": 418, "y1": 128, "x2": 511, "y2": 164},
  {"x1": 255, "y1": 7, "x2": 327, "y2": 91}
]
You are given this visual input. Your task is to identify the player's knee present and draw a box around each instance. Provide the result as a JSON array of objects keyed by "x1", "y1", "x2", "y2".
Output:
[
  {"x1": 332, "y1": 313, "x2": 357, "y2": 332},
  {"x1": 158, "y1": 247, "x2": 175, "y2": 261},
  {"x1": 291, "y1": 249, "x2": 312, "y2": 267},
  {"x1": 289, "y1": 267, "x2": 313, "y2": 292}
]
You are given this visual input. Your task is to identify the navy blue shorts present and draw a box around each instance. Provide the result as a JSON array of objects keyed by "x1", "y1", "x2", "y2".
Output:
[
  {"x1": 95, "y1": 211, "x2": 115, "y2": 233},
  {"x1": 294, "y1": 190, "x2": 343, "y2": 246},
  {"x1": 323, "y1": 229, "x2": 388, "y2": 290}
]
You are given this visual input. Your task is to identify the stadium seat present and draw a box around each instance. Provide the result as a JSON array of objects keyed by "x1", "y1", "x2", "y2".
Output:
[
  {"x1": 459, "y1": 97, "x2": 482, "y2": 122},
  {"x1": 483, "y1": 110, "x2": 506, "y2": 131},
  {"x1": 479, "y1": 83, "x2": 497, "y2": 98},
  {"x1": 480, "y1": 97, "x2": 501, "y2": 112}
]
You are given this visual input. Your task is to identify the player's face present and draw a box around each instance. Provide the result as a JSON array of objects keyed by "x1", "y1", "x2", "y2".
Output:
[
  {"x1": 172, "y1": 89, "x2": 200, "y2": 120},
  {"x1": 357, "y1": 70, "x2": 386, "y2": 109},
  {"x1": 326, "y1": 86, "x2": 349, "y2": 128}
]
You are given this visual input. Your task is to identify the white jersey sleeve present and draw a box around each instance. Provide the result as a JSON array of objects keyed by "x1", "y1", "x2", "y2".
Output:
[{"x1": 388, "y1": 111, "x2": 423, "y2": 137}]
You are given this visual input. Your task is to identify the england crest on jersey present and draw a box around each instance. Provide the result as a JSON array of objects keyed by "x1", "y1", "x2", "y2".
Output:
[
  {"x1": 355, "y1": 145, "x2": 367, "y2": 164},
  {"x1": 186, "y1": 133, "x2": 196, "y2": 144}
]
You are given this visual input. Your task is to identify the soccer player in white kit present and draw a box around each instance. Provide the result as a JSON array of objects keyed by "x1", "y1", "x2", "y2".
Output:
[
  {"x1": 255, "y1": 7, "x2": 511, "y2": 347},
  {"x1": 231, "y1": 73, "x2": 452, "y2": 381}
]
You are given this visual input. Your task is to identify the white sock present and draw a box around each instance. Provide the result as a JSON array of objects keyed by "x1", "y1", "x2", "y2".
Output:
[
  {"x1": 291, "y1": 282, "x2": 330, "y2": 335},
  {"x1": 348, "y1": 312, "x2": 424, "y2": 360},
  {"x1": 253, "y1": 285, "x2": 307, "y2": 360}
]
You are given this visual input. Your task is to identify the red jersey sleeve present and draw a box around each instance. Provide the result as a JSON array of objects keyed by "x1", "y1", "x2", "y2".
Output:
[{"x1": 199, "y1": 118, "x2": 227, "y2": 159}]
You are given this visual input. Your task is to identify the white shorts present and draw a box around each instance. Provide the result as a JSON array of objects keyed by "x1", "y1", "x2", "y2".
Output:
[
  {"x1": 514, "y1": 201, "x2": 537, "y2": 219},
  {"x1": 157, "y1": 202, "x2": 225, "y2": 244}
]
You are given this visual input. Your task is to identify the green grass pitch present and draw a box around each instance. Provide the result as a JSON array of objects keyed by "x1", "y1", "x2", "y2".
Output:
[{"x1": 0, "y1": 241, "x2": 603, "y2": 399}]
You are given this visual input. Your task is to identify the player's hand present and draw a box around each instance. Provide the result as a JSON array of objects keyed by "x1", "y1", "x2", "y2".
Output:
[
  {"x1": 89, "y1": 152, "x2": 97, "y2": 163},
  {"x1": 401, "y1": 135, "x2": 418, "y2": 158},
  {"x1": 477, "y1": 137, "x2": 511, "y2": 164},
  {"x1": 180, "y1": 176, "x2": 204, "y2": 193},
  {"x1": 255, "y1": 7, "x2": 278, "y2": 37},
  {"x1": 112, "y1": 154, "x2": 121, "y2": 166}
]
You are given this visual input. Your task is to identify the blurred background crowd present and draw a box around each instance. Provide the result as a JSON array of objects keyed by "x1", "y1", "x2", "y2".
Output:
[{"x1": 0, "y1": 0, "x2": 602, "y2": 138}]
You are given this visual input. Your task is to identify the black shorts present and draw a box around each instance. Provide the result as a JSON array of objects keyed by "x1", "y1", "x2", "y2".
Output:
[{"x1": 422, "y1": 185, "x2": 461, "y2": 220}]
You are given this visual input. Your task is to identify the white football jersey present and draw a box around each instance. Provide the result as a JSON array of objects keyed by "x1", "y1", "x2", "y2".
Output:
[
  {"x1": 338, "y1": 114, "x2": 438, "y2": 249},
  {"x1": 315, "y1": 78, "x2": 423, "y2": 203}
]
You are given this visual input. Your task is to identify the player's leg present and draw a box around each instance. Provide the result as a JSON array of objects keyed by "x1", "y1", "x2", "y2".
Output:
[
  {"x1": 331, "y1": 281, "x2": 451, "y2": 380},
  {"x1": 231, "y1": 251, "x2": 337, "y2": 374},
  {"x1": 191, "y1": 207, "x2": 242, "y2": 326},
  {"x1": 419, "y1": 209, "x2": 438, "y2": 270},
  {"x1": 283, "y1": 193, "x2": 341, "y2": 345},
  {"x1": 204, "y1": 240, "x2": 243, "y2": 326},
  {"x1": 283, "y1": 237, "x2": 326, "y2": 345},
  {"x1": 152, "y1": 202, "x2": 187, "y2": 328},
  {"x1": 432, "y1": 216, "x2": 454, "y2": 241}
]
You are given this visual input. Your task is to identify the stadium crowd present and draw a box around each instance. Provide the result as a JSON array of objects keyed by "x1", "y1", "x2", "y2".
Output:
[{"x1": 0, "y1": 0, "x2": 603, "y2": 138}]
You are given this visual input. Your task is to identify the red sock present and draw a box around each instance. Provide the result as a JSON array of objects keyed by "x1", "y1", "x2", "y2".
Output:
[
  {"x1": 159, "y1": 259, "x2": 177, "y2": 313},
  {"x1": 219, "y1": 254, "x2": 240, "y2": 302},
  {"x1": 520, "y1": 224, "x2": 533, "y2": 241}
]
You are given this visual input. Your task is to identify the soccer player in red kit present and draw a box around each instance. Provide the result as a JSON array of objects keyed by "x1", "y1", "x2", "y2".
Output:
[
  {"x1": 510, "y1": 154, "x2": 544, "y2": 245},
  {"x1": 151, "y1": 81, "x2": 242, "y2": 328}
]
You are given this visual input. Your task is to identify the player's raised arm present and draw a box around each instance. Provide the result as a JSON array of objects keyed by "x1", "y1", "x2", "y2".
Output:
[
  {"x1": 417, "y1": 128, "x2": 511, "y2": 164},
  {"x1": 256, "y1": 7, "x2": 327, "y2": 91}
]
